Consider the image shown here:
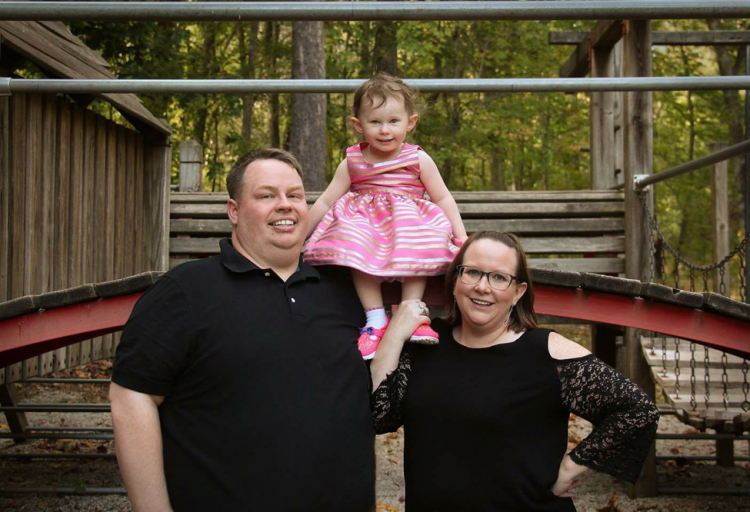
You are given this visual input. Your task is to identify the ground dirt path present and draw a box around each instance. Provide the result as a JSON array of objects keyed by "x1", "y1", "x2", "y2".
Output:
[{"x1": 1, "y1": 362, "x2": 748, "y2": 511}]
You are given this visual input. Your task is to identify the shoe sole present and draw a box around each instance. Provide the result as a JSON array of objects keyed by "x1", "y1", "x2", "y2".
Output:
[
  {"x1": 361, "y1": 351, "x2": 376, "y2": 360},
  {"x1": 408, "y1": 336, "x2": 439, "y2": 345}
]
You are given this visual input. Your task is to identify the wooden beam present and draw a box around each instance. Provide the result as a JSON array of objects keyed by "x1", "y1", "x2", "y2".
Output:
[
  {"x1": 551, "y1": 30, "x2": 750, "y2": 46},
  {"x1": 710, "y1": 142, "x2": 731, "y2": 296},
  {"x1": 559, "y1": 20, "x2": 623, "y2": 78}
]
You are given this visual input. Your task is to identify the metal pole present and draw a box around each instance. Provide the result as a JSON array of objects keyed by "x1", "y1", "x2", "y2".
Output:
[
  {"x1": 1, "y1": 1, "x2": 750, "y2": 21},
  {"x1": 8, "y1": 77, "x2": 750, "y2": 95},
  {"x1": 618, "y1": 137, "x2": 750, "y2": 190}
]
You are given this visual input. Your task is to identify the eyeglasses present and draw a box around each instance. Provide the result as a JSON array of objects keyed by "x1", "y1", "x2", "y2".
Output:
[{"x1": 457, "y1": 265, "x2": 518, "y2": 291}]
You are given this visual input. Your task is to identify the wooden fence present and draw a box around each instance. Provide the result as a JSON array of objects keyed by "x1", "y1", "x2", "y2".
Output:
[{"x1": 0, "y1": 93, "x2": 171, "y2": 385}]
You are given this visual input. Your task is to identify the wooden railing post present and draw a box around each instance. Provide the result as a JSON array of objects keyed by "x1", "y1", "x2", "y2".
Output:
[
  {"x1": 179, "y1": 139, "x2": 203, "y2": 192},
  {"x1": 711, "y1": 142, "x2": 731, "y2": 295},
  {"x1": 623, "y1": 19, "x2": 657, "y2": 498}
]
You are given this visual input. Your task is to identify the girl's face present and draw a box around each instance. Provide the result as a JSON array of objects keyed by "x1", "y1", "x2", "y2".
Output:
[
  {"x1": 351, "y1": 95, "x2": 418, "y2": 157},
  {"x1": 453, "y1": 239, "x2": 527, "y2": 333}
]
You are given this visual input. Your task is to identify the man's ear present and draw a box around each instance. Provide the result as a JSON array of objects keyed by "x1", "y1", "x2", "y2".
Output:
[
  {"x1": 407, "y1": 113, "x2": 419, "y2": 132},
  {"x1": 350, "y1": 116, "x2": 364, "y2": 134},
  {"x1": 227, "y1": 199, "x2": 240, "y2": 227}
]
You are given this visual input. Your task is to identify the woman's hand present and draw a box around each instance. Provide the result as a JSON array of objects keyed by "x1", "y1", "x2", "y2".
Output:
[
  {"x1": 370, "y1": 300, "x2": 430, "y2": 391},
  {"x1": 550, "y1": 455, "x2": 587, "y2": 497}
]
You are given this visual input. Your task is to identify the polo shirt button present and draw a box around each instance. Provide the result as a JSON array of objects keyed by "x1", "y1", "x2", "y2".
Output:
[
  {"x1": 264, "y1": 272, "x2": 270, "y2": 277},
  {"x1": 291, "y1": 298, "x2": 296, "y2": 303}
]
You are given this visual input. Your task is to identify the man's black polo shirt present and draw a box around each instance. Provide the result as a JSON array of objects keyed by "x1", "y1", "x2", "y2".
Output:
[{"x1": 113, "y1": 239, "x2": 375, "y2": 511}]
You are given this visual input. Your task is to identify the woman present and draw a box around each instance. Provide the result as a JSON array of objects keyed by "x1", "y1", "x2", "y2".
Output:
[{"x1": 370, "y1": 231, "x2": 659, "y2": 511}]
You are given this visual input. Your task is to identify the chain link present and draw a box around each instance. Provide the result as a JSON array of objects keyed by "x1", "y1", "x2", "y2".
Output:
[
  {"x1": 641, "y1": 193, "x2": 750, "y2": 274},
  {"x1": 742, "y1": 359, "x2": 750, "y2": 412},
  {"x1": 674, "y1": 338, "x2": 681, "y2": 399},
  {"x1": 739, "y1": 247, "x2": 747, "y2": 303},
  {"x1": 721, "y1": 352, "x2": 729, "y2": 410},
  {"x1": 689, "y1": 342, "x2": 697, "y2": 410},
  {"x1": 702, "y1": 270, "x2": 709, "y2": 293},
  {"x1": 660, "y1": 337, "x2": 668, "y2": 376},
  {"x1": 704, "y1": 346, "x2": 711, "y2": 410}
]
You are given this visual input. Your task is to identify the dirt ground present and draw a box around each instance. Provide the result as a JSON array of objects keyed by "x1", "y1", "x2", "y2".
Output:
[{"x1": 1, "y1": 360, "x2": 749, "y2": 512}]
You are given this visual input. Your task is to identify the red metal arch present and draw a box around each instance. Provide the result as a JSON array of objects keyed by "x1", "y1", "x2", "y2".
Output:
[{"x1": 1, "y1": 284, "x2": 749, "y2": 368}]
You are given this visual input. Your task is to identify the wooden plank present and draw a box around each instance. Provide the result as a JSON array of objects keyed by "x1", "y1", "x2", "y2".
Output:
[
  {"x1": 23, "y1": 94, "x2": 44, "y2": 379},
  {"x1": 103, "y1": 121, "x2": 118, "y2": 358},
  {"x1": 51, "y1": 99, "x2": 71, "y2": 373},
  {"x1": 79, "y1": 110, "x2": 98, "y2": 367},
  {"x1": 170, "y1": 190, "x2": 626, "y2": 204},
  {"x1": 114, "y1": 126, "x2": 128, "y2": 280},
  {"x1": 559, "y1": 20, "x2": 623, "y2": 79},
  {"x1": 143, "y1": 143, "x2": 172, "y2": 271},
  {"x1": 134, "y1": 136, "x2": 145, "y2": 274},
  {"x1": 550, "y1": 30, "x2": 750, "y2": 46},
  {"x1": 559, "y1": 33, "x2": 590, "y2": 78},
  {"x1": 528, "y1": 257, "x2": 624, "y2": 274},
  {"x1": 38, "y1": 94, "x2": 58, "y2": 376},
  {"x1": 65, "y1": 104, "x2": 85, "y2": 370},
  {"x1": 710, "y1": 142, "x2": 730, "y2": 296},
  {"x1": 0, "y1": 94, "x2": 8, "y2": 385},
  {"x1": 170, "y1": 201, "x2": 624, "y2": 219},
  {"x1": 124, "y1": 131, "x2": 136, "y2": 277},
  {"x1": 590, "y1": 40, "x2": 618, "y2": 190},
  {"x1": 91, "y1": 115, "x2": 108, "y2": 363},
  {"x1": 464, "y1": 218, "x2": 625, "y2": 234}
]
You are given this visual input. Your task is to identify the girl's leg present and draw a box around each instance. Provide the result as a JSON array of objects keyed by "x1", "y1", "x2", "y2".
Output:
[
  {"x1": 352, "y1": 270, "x2": 387, "y2": 359},
  {"x1": 401, "y1": 276, "x2": 427, "y2": 302},
  {"x1": 402, "y1": 276, "x2": 439, "y2": 345}
]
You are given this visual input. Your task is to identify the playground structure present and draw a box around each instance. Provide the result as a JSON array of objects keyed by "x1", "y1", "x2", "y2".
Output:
[{"x1": 0, "y1": 1, "x2": 750, "y2": 498}]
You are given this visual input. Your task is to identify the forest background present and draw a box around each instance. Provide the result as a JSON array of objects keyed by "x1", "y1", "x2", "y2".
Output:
[{"x1": 19, "y1": 17, "x2": 748, "y2": 280}]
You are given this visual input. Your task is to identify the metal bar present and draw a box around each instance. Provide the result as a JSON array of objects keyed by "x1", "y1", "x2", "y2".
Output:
[
  {"x1": 656, "y1": 433, "x2": 750, "y2": 440},
  {"x1": 0, "y1": 453, "x2": 116, "y2": 460},
  {"x1": 21, "y1": 378, "x2": 111, "y2": 384},
  {"x1": 624, "y1": 137, "x2": 750, "y2": 190},
  {"x1": 0, "y1": 433, "x2": 113, "y2": 440},
  {"x1": 17, "y1": 403, "x2": 108, "y2": 408},
  {"x1": 746, "y1": 45, "x2": 750, "y2": 304},
  {"x1": 26, "y1": 427, "x2": 113, "y2": 433},
  {"x1": 1, "y1": 1, "x2": 750, "y2": 22},
  {"x1": 11, "y1": 77, "x2": 750, "y2": 95},
  {"x1": 657, "y1": 455, "x2": 750, "y2": 461},
  {"x1": 658, "y1": 488, "x2": 750, "y2": 495},
  {"x1": 0, "y1": 487, "x2": 126, "y2": 495},
  {"x1": 0, "y1": 406, "x2": 110, "y2": 413}
]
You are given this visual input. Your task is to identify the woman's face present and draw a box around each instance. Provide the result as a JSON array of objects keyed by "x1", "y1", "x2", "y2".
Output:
[{"x1": 453, "y1": 238, "x2": 528, "y2": 333}]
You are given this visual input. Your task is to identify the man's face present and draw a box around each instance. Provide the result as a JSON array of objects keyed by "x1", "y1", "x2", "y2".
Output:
[{"x1": 227, "y1": 159, "x2": 309, "y2": 267}]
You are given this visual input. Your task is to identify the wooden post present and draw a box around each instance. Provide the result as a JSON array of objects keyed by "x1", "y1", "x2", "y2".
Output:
[
  {"x1": 591, "y1": 45, "x2": 617, "y2": 189},
  {"x1": 179, "y1": 139, "x2": 203, "y2": 192},
  {"x1": 0, "y1": 383, "x2": 27, "y2": 442},
  {"x1": 143, "y1": 134, "x2": 172, "y2": 272},
  {"x1": 710, "y1": 142, "x2": 731, "y2": 295},
  {"x1": 622, "y1": 19, "x2": 657, "y2": 498}
]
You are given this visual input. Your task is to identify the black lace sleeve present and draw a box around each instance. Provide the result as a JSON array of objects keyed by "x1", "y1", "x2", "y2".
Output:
[
  {"x1": 370, "y1": 351, "x2": 411, "y2": 434},
  {"x1": 557, "y1": 355, "x2": 659, "y2": 484}
]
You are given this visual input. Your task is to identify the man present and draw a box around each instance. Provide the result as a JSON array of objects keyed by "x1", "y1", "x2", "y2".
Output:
[{"x1": 110, "y1": 148, "x2": 375, "y2": 511}]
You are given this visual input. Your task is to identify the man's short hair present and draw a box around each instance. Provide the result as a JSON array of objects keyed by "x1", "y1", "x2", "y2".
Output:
[{"x1": 226, "y1": 148, "x2": 304, "y2": 201}]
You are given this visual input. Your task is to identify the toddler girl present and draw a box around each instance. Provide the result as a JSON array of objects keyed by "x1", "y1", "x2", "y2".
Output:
[{"x1": 304, "y1": 73, "x2": 467, "y2": 359}]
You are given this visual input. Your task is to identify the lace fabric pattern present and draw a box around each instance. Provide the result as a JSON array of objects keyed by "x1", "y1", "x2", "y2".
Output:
[
  {"x1": 371, "y1": 351, "x2": 411, "y2": 434},
  {"x1": 371, "y1": 352, "x2": 659, "y2": 484},
  {"x1": 559, "y1": 355, "x2": 660, "y2": 484}
]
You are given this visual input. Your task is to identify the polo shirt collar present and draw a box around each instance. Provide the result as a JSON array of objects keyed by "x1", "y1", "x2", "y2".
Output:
[{"x1": 219, "y1": 238, "x2": 319, "y2": 280}]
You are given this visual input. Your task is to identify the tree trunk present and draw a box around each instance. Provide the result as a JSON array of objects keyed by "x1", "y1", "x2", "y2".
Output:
[
  {"x1": 265, "y1": 21, "x2": 281, "y2": 148},
  {"x1": 239, "y1": 22, "x2": 259, "y2": 150},
  {"x1": 490, "y1": 153, "x2": 506, "y2": 191},
  {"x1": 194, "y1": 23, "x2": 216, "y2": 148},
  {"x1": 291, "y1": 21, "x2": 327, "y2": 191}
]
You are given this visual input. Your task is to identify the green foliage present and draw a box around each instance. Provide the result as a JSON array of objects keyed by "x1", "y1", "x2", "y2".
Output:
[{"x1": 63, "y1": 19, "x2": 747, "y2": 279}]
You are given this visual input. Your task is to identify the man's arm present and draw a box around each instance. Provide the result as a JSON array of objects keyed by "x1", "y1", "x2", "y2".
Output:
[{"x1": 110, "y1": 382, "x2": 172, "y2": 512}]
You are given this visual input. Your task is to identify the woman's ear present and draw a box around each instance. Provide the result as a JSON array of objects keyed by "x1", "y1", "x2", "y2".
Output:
[
  {"x1": 350, "y1": 116, "x2": 364, "y2": 134},
  {"x1": 514, "y1": 281, "x2": 528, "y2": 304}
]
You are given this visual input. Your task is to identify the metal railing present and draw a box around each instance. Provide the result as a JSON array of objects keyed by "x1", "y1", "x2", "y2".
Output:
[{"x1": 1, "y1": 1, "x2": 749, "y2": 22}]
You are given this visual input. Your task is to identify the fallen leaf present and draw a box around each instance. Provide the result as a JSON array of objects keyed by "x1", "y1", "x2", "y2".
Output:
[{"x1": 596, "y1": 493, "x2": 619, "y2": 512}]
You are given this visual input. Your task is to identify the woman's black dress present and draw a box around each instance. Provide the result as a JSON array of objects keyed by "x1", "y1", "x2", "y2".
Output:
[{"x1": 371, "y1": 319, "x2": 659, "y2": 512}]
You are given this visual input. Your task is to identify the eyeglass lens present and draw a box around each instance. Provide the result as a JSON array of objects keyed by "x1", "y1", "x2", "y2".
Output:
[{"x1": 459, "y1": 267, "x2": 513, "y2": 290}]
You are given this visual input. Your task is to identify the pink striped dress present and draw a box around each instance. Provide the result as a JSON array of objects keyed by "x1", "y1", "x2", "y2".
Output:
[{"x1": 304, "y1": 142, "x2": 460, "y2": 278}]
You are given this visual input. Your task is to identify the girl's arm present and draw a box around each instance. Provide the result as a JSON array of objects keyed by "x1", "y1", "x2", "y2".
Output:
[
  {"x1": 418, "y1": 151, "x2": 468, "y2": 241},
  {"x1": 306, "y1": 159, "x2": 352, "y2": 238}
]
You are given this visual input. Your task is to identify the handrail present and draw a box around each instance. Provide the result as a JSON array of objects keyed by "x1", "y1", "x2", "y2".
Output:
[
  {"x1": 612, "y1": 138, "x2": 750, "y2": 191},
  {"x1": 10, "y1": 77, "x2": 750, "y2": 95},
  {"x1": 1, "y1": 1, "x2": 749, "y2": 21}
]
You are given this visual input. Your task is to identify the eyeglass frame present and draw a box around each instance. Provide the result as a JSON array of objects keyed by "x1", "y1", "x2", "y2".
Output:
[{"x1": 456, "y1": 265, "x2": 519, "y2": 291}]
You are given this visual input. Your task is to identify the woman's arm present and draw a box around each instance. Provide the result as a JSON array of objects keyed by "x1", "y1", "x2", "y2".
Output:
[
  {"x1": 551, "y1": 334, "x2": 660, "y2": 484},
  {"x1": 306, "y1": 160, "x2": 351, "y2": 238},
  {"x1": 418, "y1": 151, "x2": 467, "y2": 241},
  {"x1": 369, "y1": 300, "x2": 430, "y2": 434}
]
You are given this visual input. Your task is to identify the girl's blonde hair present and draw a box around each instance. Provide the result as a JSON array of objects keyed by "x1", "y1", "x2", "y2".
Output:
[{"x1": 352, "y1": 73, "x2": 420, "y2": 118}]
